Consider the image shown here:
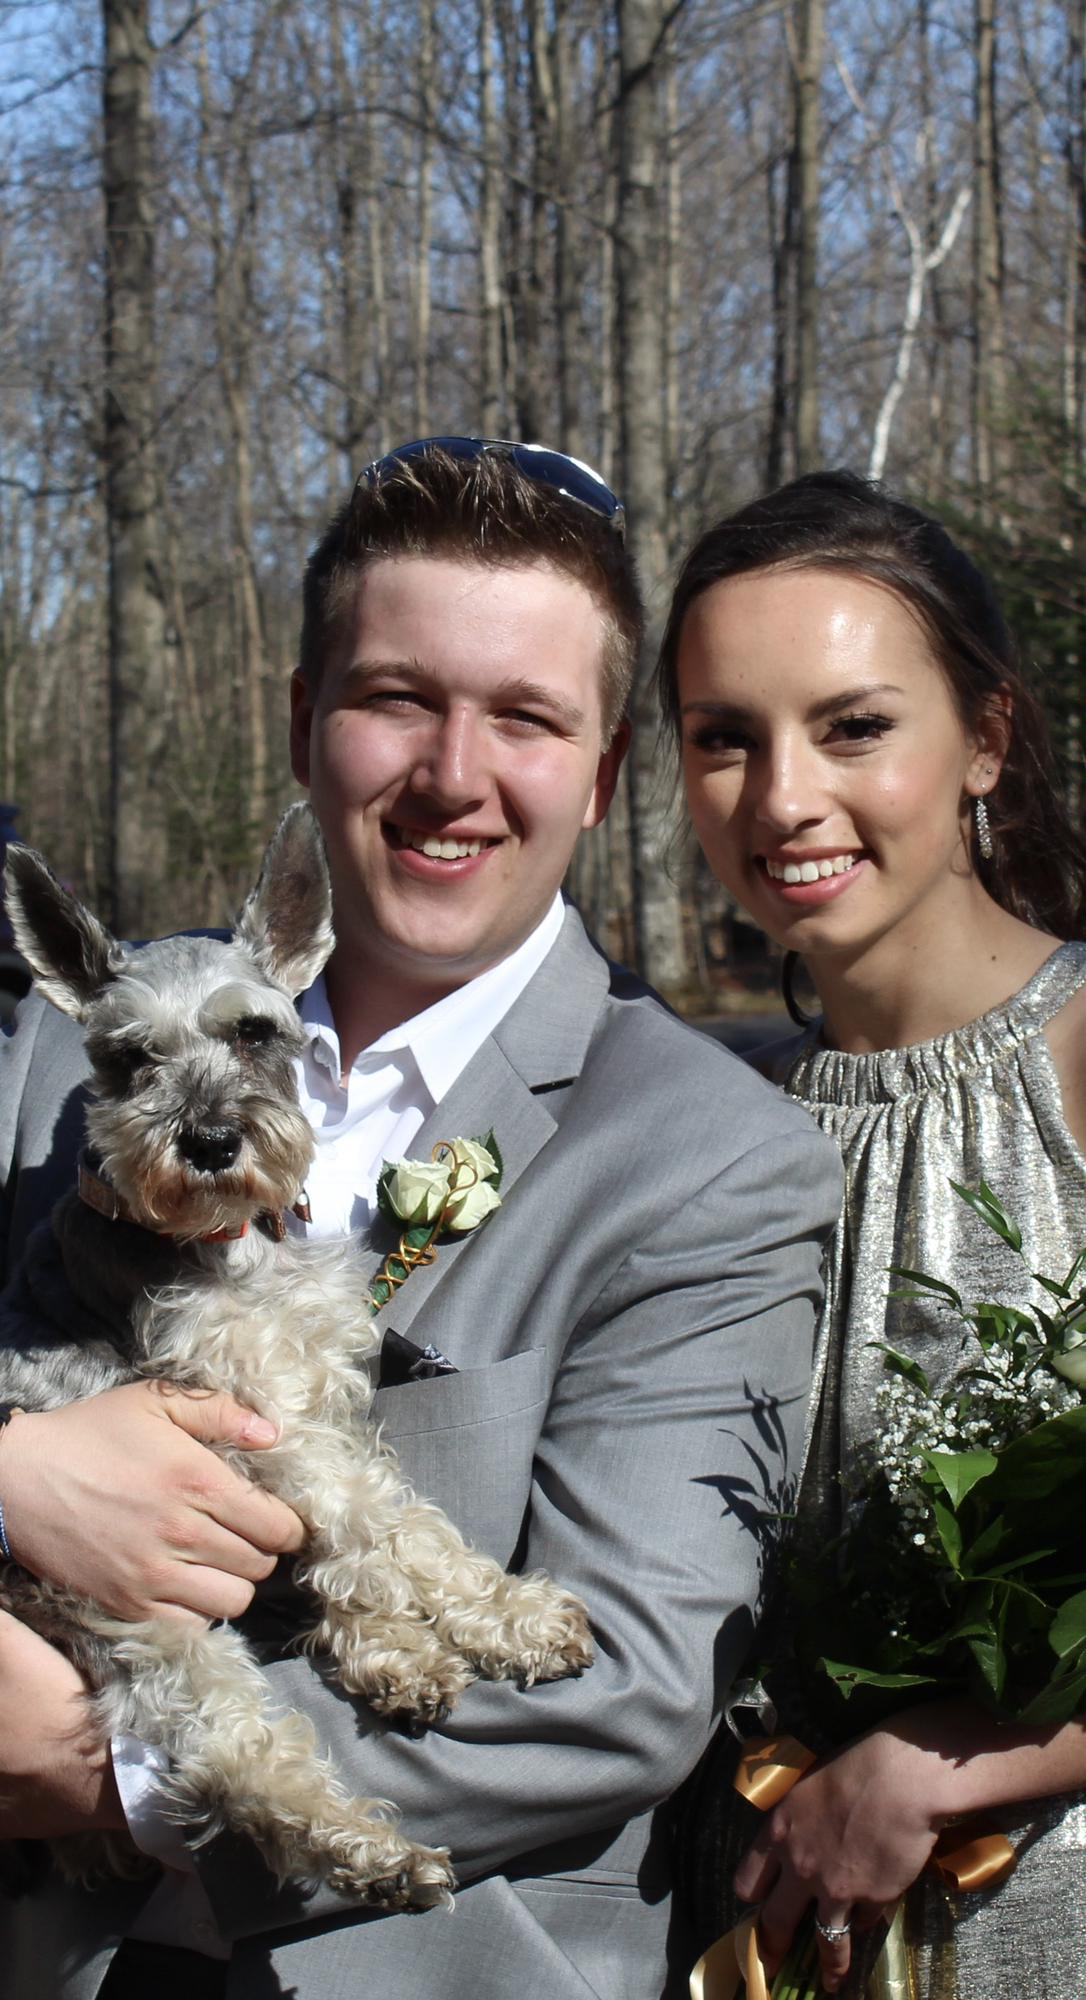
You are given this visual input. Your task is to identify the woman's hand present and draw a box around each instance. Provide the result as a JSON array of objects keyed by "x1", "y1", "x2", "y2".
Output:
[
  {"x1": 733, "y1": 1729, "x2": 943, "y2": 1994},
  {"x1": 0, "y1": 1381, "x2": 306, "y2": 1623},
  {"x1": 0, "y1": 1609, "x2": 125, "y2": 1837}
]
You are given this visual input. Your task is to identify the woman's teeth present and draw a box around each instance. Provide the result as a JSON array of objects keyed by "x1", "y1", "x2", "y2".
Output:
[
  {"x1": 396, "y1": 829, "x2": 486, "y2": 859},
  {"x1": 765, "y1": 854, "x2": 858, "y2": 884}
]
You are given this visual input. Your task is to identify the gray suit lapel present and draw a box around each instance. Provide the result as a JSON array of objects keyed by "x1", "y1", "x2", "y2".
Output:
[{"x1": 369, "y1": 909, "x2": 611, "y2": 1341}]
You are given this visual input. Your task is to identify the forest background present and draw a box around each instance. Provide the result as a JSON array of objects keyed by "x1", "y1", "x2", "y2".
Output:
[{"x1": 1, "y1": 0, "x2": 1083, "y2": 1005}]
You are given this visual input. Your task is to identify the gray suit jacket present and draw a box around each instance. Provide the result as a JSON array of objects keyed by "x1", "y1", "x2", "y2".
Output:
[{"x1": 0, "y1": 908, "x2": 841, "y2": 2000}]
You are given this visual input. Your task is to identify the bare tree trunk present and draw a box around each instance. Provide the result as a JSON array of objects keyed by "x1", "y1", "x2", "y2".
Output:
[
  {"x1": 663, "y1": 50, "x2": 681, "y2": 543},
  {"x1": 1064, "y1": 0, "x2": 1086, "y2": 473},
  {"x1": 413, "y1": 0, "x2": 435, "y2": 434},
  {"x1": 919, "y1": 0, "x2": 950, "y2": 495},
  {"x1": 480, "y1": 0, "x2": 504, "y2": 433},
  {"x1": 794, "y1": 0, "x2": 824, "y2": 473},
  {"x1": 765, "y1": 137, "x2": 795, "y2": 489},
  {"x1": 616, "y1": 0, "x2": 687, "y2": 990},
  {"x1": 973, "y1": 0, "x2": 1007, "y2": 505},
  {"x1": 554, "y1": 0, "x2": 584, "y2": 458},
  {"x1": 102, "y1": 0, "x2": 169, "y2": 936}
]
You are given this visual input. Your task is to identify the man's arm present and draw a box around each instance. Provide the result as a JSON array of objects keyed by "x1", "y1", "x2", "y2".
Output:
[{"x1": 196, "y1": 1119, "x2": 838, "y2": 1939}]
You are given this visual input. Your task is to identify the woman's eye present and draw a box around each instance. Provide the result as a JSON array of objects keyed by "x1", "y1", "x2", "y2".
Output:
[
  {"x1": 827, "y1": 711, "x2": 894, "y2": 744},
  {"x1": 687, "y1": 723, "x2": 751, "y2": 756}
]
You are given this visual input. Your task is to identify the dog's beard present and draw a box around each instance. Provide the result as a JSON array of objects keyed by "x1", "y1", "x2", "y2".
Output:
[{"x1": 87, "y1": 1094, "x2": 316, "y2": 1240}]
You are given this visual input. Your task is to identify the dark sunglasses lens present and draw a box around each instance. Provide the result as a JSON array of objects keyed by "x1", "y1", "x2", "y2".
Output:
[
  {"x1": 509, "y1": 446, "x2": 622, "y2": 523},
  {"x1": 358, "y1": 436, "x2": 623, "y2": 529}
]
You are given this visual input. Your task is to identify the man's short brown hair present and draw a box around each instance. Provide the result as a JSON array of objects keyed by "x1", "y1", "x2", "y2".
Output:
[{"x1": 298, "y1": 446, "x2": 644, "y2": 744}]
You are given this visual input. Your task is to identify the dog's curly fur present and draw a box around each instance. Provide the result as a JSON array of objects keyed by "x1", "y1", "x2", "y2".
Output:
[{"x1": 0, "y1": 805, "x2": 592, "y2": 1909}]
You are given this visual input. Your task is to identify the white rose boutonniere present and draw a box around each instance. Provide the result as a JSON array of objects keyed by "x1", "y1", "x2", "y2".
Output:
[{"x1": 369, "y1": 1134, "x2": 504, "y2": 1312}]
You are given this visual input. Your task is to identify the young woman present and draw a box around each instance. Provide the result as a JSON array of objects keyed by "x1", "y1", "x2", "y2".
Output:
[{"x1": 659, "y1": 471, "x2": 1086, "y2": 1998}]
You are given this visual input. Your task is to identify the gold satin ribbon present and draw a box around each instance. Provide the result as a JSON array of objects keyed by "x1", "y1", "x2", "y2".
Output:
[
  {"x1": 691, "y1": 1916, "x2": 770, "y2": 2000},
  {"x1": 932, "y1": 1822, "x2": 1017, "y2": 1891},
  {"x1": 689, "y1": 1739, "x2": 1016, "y2": 1999}
]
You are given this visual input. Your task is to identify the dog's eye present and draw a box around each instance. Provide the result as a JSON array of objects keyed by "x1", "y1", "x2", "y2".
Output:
[
  {"x1": 94, "y1": 1042, "x2": 152, "y2": 1089},
  {"x1": 233, "y1": 1016, "x2": 278, "y2": 1048}
]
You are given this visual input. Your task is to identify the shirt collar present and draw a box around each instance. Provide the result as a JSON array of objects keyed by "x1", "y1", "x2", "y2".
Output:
[{"x1": 297, "y1": 894, "x2": 566, "y2": 1102}]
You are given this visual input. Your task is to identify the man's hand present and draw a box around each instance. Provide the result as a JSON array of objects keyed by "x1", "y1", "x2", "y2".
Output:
[
  {"x1": 0, "y1": 1609, "x2": 125, "y2": 1837},
  {"x1": 0, "y1": 1381, "x2": 306, "y2": 1622}
]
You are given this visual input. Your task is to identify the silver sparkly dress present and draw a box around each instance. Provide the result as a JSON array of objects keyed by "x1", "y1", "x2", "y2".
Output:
[{"x1": 783, "y1": 942, "x2": 1086, "y2": 2000}]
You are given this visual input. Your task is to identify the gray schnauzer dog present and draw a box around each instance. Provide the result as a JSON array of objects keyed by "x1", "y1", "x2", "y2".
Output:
[{"x1": 0, "y1": 804, "x2": 592, "y2": 1908}]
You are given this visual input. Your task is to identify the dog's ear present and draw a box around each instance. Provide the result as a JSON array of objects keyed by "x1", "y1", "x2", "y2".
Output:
[
  {"x1": 235, "y1": 803, "x2": 335, "y2": 998},
  {"x1": 3, "y1": 846, "x2": 124, "y2": 1019}
]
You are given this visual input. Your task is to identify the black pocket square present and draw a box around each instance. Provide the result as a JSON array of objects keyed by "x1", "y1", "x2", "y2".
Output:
[{"x1": 379, "y1": 1328, "x2": 459, "y2": 1388}]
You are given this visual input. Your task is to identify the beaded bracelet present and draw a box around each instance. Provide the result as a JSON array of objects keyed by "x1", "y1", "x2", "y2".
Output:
[{"x1": 0, "y1": 1403, "x2": 25, "y2": 1561}]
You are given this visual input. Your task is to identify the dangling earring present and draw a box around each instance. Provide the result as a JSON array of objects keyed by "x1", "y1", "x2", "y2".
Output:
[{"x1": 974, "y1": 788, "x2": 994, "y2": 861}]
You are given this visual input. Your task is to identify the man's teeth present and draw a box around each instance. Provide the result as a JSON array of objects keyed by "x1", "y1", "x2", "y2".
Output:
[
  {"x1": 766, "y1": 855, "x2": 858, "y2": 884},
  {"x1": 397, "y1": 830, "x2": 485, "y2": 859}
]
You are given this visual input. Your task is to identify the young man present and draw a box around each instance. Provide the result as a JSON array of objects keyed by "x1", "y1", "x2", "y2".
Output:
[{"x1": 0, "y1": 441, "x2": 840, "y2": 1999}]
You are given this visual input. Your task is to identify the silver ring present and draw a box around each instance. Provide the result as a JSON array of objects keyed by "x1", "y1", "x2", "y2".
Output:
[{"x1": 815, "y1": 1919, "x2": 852, "y2": 1944}]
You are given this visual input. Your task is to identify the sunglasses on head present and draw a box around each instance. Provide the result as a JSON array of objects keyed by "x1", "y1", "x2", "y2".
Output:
[{"x1": 355, "y1": 435, "x2": 625, "y2": 538}]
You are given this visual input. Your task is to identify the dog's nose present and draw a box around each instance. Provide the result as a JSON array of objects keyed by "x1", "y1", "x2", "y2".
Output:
[{"x1": 177, "y1": 1124, "x2": 242, "y2": 1174}]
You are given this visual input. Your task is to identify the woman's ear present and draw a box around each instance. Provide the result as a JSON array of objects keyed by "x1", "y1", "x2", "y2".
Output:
[{"x1": 966, "y1": 688, "x2": 1013, "y2": 796}]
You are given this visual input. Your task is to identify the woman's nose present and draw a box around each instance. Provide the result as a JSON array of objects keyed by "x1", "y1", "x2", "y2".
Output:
[{"x1": 750, "y1": 740, "x2": 827, "y2": 835}]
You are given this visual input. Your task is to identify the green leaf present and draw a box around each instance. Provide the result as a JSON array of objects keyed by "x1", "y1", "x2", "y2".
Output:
[
  {"x1": 818, "y1": 1658, "x2": 938, "y2": 1697},
  {"x1": 967, "y1": 1628, "x2": 1006, "y2": 1701},
  {"x1": 1017, "y1": 1657, "x2": 1086, "y2": 1726},
  {"x1": 949, "y1": 1179, "x2": 1023, "y2": 1253},
  {"x1": 870, "y1": 1343, "x2": 932, "y2": 1394},
  {"x1": 931, "y1": 1494, "x2": 963, "y2": 1570},
  {"x1": 924, "y1": 1447, "x2": 998, "y2": 1507},
  {"x1": 1049, "y1": 1589, "x2": 1086, "y2": 1659},
  {"x1": 889, "y1": 1266, "x2": 963, "y2": 1307},
  {"x1": 1035, "y1": 1273, "x2": 1073, "y2": 1302}
]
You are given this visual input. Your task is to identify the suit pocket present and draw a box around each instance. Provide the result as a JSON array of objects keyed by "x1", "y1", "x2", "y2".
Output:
[
  {"x1": 372, "y1": 1348, "x2": 548, "y2": 1565},
  {"x1": 373, "y1": 1345, "x2": 548, "y2": 1439}
]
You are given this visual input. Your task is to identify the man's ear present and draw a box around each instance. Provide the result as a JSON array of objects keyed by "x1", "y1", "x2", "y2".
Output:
[
  {"x1": 289, "y1": 671, "x2": 313, "y2": 788},
  {"x1": 3, "y1": 846, "x2": 124, "y2": 1019},
  {"x1": 965, "y1": 688, "x2": 1013, "y2": 796},
  {"x1": 582, "y1": 718, "x2": 631, "y2": 831},
  {"x1": 235, "y1": 803, "x2": 335, "y2": 998}
]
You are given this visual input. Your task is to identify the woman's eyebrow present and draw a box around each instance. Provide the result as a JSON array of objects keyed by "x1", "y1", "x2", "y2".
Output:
[{"x1": 680, "y1": 681, "x2": 905, "y2": 724}]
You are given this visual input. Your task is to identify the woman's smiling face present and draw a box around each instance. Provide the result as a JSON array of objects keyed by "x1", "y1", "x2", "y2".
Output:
[{"x1": 677, "y1": 566, "x2": 1001, "y2": 971}]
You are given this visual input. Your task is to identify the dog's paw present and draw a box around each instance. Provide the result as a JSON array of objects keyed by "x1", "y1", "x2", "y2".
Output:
[
  {"x1": 363, "y1": 1652, "x2": 475, "y2": 1726},
  {"x1": 328, "y1": 1839, "x2": 454, "y2": 1911},
  {"x1": 513, "y1": 1592, "x2": 595, "y2": 1686},
  {"x1": 467, "y1": 1576, "x2": 595, "y2": 1687}
]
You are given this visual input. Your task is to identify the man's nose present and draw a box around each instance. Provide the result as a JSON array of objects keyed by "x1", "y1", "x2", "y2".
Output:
[{"x1": 412, "y1": 710, "x2": 488, "y2": 808}]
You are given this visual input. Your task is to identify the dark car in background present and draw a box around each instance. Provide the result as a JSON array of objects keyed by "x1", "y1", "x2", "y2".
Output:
[{"x1": 0, "y1": 804, "x2": 31, "y2": 1027}]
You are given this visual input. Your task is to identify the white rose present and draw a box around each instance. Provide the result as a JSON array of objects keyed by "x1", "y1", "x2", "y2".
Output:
[
  {"x1": 1051, "y1": 1332, "x2": 1086, "y2": 1388},
  {"x1": 445, "y1": 1178, "x2": 503, "y2": 1233},
  {"x1": 443, "y1": 1138, "x2": 498, "y2": 1184},
  {"x1": 385, "y1": 1158, "x2": 453, "y2": 1224}
]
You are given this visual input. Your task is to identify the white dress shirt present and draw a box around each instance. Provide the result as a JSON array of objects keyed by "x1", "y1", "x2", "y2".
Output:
[{"x1": 114, "y1": 895, "x2": 566, "y2": 1958}]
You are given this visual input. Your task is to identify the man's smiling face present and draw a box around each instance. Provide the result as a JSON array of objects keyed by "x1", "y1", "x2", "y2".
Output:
[{"x1": 290, "y1": 554, "x2": 627, "y2": 1016}]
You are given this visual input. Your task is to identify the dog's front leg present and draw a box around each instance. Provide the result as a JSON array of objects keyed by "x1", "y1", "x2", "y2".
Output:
[
  {"x1": 273, "y1": 1426, "x2": 594, "y2": 1719},
  {"x1": 92, "y1": 1616, "x2": 453, "y2": 1908}
]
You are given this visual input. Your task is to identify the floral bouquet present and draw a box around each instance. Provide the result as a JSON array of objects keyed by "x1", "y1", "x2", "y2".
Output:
[{"x1": 694, "y1": 1182, "x2": 1086, "y2": 2000}]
